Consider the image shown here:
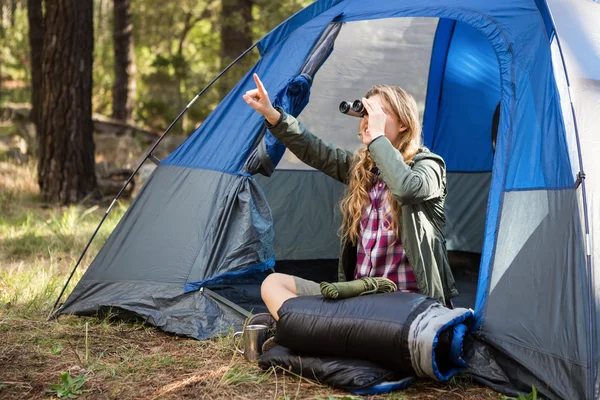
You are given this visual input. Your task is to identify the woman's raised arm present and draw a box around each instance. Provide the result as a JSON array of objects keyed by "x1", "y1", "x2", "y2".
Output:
[{"x1": 243, "y1": 74, "x2": 354, "y2": 183}]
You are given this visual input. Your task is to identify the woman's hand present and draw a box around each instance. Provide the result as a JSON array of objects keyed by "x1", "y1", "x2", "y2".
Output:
[
  {"x1": 243, "y1": 74, "x2": 281, "y2": 126},
  {"x1": 360, "y1": 97, "x2": 386, "y2": 145}
]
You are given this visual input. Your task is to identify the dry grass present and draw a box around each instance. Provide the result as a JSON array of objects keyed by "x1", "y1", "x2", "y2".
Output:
[
  {"x1": 0, "y1": 155, "x2": 502, "y2": 400},
  {"x1": 0, "y1": 314, "x2": 499, "y2": 400}
]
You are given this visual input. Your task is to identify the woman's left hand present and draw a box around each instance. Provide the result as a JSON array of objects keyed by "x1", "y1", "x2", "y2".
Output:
[{"x1": 360, "y1": 97, "x2": 386, "y2": 145}]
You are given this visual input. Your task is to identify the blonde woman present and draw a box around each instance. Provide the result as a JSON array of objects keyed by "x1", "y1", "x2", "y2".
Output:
[{"x1": 243, "y1": 74, "x2": 458, "y2": 320}]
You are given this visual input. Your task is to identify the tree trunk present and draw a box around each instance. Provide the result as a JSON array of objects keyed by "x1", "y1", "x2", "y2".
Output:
[
  {"x1": 219, "y1": 0, "x2": 253, "y2": 96},
  {"x1": 112, "y1": 0, "x2": 136, "y2": 122},
  {"x1": 27, "y1": 0, "x2": 44, "y2": 134},
  {"x1": 38, "y1": 0, "x2": 98, "y2": 204},
  {"x1": 10, "y1": 0, "x2": 16, "y2": 27}
]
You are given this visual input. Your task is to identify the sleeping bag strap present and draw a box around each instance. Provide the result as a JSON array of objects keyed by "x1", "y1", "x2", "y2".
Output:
[{"x1": 200, "y1": 287, "x2": 252, "y2": 319}]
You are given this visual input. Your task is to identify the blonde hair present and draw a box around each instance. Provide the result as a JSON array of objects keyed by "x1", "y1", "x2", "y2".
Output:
[{"x1": 339, "y1": 85, "x2": 422, "y2": 246}]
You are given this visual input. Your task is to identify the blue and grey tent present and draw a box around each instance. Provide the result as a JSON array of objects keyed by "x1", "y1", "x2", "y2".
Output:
[{"x1": 54, "y1": 0, "x2": 600, "y2": 398}]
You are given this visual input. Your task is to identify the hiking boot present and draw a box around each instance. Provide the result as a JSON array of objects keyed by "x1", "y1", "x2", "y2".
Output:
[
  {"x1": 261, "y1": 336, "x2": 278, "y2": 354},
  {"x1": 246, "y1": 312, "x2": 276, "y2": 336}
]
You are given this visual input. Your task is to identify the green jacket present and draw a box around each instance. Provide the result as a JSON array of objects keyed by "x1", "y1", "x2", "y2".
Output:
[{"x1": 266, "y1": 111, "x2": 458, "y2": 303}]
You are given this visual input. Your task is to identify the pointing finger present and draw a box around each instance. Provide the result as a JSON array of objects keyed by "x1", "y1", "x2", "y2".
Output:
[{"x1": 253, "y1": 73, "x2": 267, "y2": 94}]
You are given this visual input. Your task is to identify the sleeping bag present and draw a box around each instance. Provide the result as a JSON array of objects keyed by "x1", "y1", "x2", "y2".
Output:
[
  {"x1": 272, "y1": 291, "x2": 472, "y2": 382},
  {"x1": 258, "y1": 345, "x2": 416, "y2": 393}
]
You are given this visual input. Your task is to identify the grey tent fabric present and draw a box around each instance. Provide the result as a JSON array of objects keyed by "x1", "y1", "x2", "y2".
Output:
[
  {"x1": 280, "y1": 17, "x2": 437, "y2": 169},
  {"x1": 465, "y1": 335, "x2": 582, "y2": 400},
  {"x1": 547, "y1": 4, "x2": 600, "y2": 392},
  {"x1": 445, "y1": 173, "x2": 491, "y2": 253},
  {"x1": 469, "y1": 189, "x2": 588, "y2": 400},
  {"x1": 59, "y1": 281, "x2": 245, "y2": 340},
  {"x1": 300, "y1": 22, "x2": 343, "y2": 78},
  {"x1": 75, "y1": 165, "x2": 272, "y2": 286},
  {"x1": 255, "y1": 170, "x2": 344, "y2": 260},
  {"x1": 58, "y1": 165, "x2": 274, "y2": 337}
]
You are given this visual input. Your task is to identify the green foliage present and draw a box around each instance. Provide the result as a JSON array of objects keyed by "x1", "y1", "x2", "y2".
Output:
[
  {"x1": 46, "y1": 372, "x2": 92, "y2": 398},
  {"x1": 92, "y1": 0, "x2": 115, "y2": 116},
  {"x1": 220, "y1": 364, "x2": 262, "y2": 386},
  {"x1": 131, "y1": 0, "x2": 222, "y2": 133},
  {"x1": 0, "y1": 2, "x2": 30, "y2": 104},
  {"x1": 0, "y1": 202, "x2": 126, "y2": 259},
  {"x1": 51, "y1": 344, "x2": 64, "y2": 355},
  {"x1": 385, "y1": 393, "x2": 407, "y2": 400},
  {"x1": 448, "y1": 373, "x2": 472, "y2": 391},
  {"x1": 2, "y1": 0, "x2": 312, "y2": 133},
  {"x1": 500, "y1": 385, "x2": 538, "y2": 400},
  {"x1": 0, "y1": 178, "x2": 128, "y2": 316},
  {"x1": 252, "y1": 0, "x2": 313, "y2": 35}
]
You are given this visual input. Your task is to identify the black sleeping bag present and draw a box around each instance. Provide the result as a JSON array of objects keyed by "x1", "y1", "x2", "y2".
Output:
[
  {"x1": 258, "y1": 345, "x2": 400, "y2": 391},
  {"x1": 273, "y1": 291, "x2": 472, "y2": 382}
]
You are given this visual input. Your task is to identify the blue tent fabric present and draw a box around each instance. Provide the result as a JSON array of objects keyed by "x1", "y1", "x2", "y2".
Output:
[
  {"x1": 422, "y1": 18, "x2": 455, "y2": 150},
  {"x1": 256, "y1": 0, "x2": 345, "y2": 56},
  {"x1": 162, "y1": 13, "x2": 339, "y2": 173},
  {"x1": 427, "y1": 21, "x2": 500, "y2": 172},
  {"x1": 262, "y1": 74, "x2": 313, "y2": 167},
  {"x1": 58, "y1": 1, "x2": 597, "y2": 398},
  {"x1": 164, "y1": 0, "x2": 570, "y2": 328}
]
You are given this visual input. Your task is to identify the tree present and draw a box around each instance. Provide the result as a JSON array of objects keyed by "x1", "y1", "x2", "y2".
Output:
[
  {"x1": 27, "y1": 0, "x2": 43, "y2": 132},
  {"x1": 112, "y1": 0, "x2": 136, "y2": 122},
  {"x1": 219, "y1": 0, "x2": 253, "y2": 96},
  {"x1": 38, "y1": 0, "x2": 98, "y2": 204}
]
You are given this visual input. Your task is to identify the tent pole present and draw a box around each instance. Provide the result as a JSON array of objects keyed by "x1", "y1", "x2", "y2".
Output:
[{"x1": 49, "y1": 43, "x2": 259, "y2": 318}]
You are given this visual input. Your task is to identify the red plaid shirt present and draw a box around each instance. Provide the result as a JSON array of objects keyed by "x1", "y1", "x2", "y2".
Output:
[{"x1": 354, "y1": 179, "x2": 419, "y2": 292}]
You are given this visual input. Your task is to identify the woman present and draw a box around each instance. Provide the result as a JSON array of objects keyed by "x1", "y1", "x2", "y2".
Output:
[{"x1": 243, "y1": 74, "x2": 457, "y2": 320}]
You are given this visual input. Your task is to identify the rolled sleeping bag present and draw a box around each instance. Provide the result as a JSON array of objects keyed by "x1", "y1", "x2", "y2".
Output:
[{"x1": 275, "y1": 291, "x2": 473, "y2": 381}]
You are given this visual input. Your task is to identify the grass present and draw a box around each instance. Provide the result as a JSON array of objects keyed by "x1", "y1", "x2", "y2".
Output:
[
  {"x1": 45, "y1": 372, "x2": 92, "y2": 398},
  {"x1": 0, "y1": 162, "x2": 127, "y2": 318},
  {"x1": 0, "y1": 156, "x2": 504, "y2": 399}
]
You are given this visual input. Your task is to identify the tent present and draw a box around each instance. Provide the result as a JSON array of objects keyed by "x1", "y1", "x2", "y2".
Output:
[{"x1": 54, "y1": 0, "x2": 600, "y2": 398}]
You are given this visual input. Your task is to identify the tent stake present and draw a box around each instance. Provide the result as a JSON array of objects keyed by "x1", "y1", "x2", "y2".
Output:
[{"x1": 49, "y1": 43, "x2": 259, "y2": 318}]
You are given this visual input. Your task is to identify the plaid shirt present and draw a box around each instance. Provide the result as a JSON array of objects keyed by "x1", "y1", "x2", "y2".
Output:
[{"x1": 354, "y1": 179, "x2": 419, "y2": 292}]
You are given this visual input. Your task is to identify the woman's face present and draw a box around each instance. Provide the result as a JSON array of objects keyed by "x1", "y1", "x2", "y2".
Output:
[{"x1": 360, "y1": 94, "x2": 406, "y2": 146}]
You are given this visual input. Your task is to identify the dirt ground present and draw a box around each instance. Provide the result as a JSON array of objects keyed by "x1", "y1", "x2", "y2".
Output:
[{"x1": 0, "y1": 315, "x2": 500, "y2": 400}]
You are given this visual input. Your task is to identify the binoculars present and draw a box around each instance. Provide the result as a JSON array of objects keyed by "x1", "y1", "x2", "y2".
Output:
[{"x1": 339, "y1": 100, "x2": 367, "y2": 117}]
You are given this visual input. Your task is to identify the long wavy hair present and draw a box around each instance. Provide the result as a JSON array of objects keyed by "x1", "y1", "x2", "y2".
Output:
[{"x1": 339, "y1": 85, "x2": 422, "y2": 246}]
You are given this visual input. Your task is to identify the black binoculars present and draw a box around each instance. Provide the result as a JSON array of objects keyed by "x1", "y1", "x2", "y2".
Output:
[{"x1": 339, "y1": 100, "x2": 367, "y2": 117}]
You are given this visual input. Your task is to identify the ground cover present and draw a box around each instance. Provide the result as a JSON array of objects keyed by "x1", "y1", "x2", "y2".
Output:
[{"x1": 0, "y1": 157, "x2": 507, "y2": 400}]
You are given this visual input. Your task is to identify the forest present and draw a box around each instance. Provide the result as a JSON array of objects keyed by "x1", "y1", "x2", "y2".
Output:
[
  {"x1": 1, "y1": 0, "x2": 308, "y2": 128},
  {"x1": 1, "y1": 0, "x2": 310, "y2": 203}
]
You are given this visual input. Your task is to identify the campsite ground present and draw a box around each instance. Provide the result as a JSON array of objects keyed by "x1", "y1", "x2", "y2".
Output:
[{"x1": 0, "y1": 157, "x2": 502, "y2": 400}]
